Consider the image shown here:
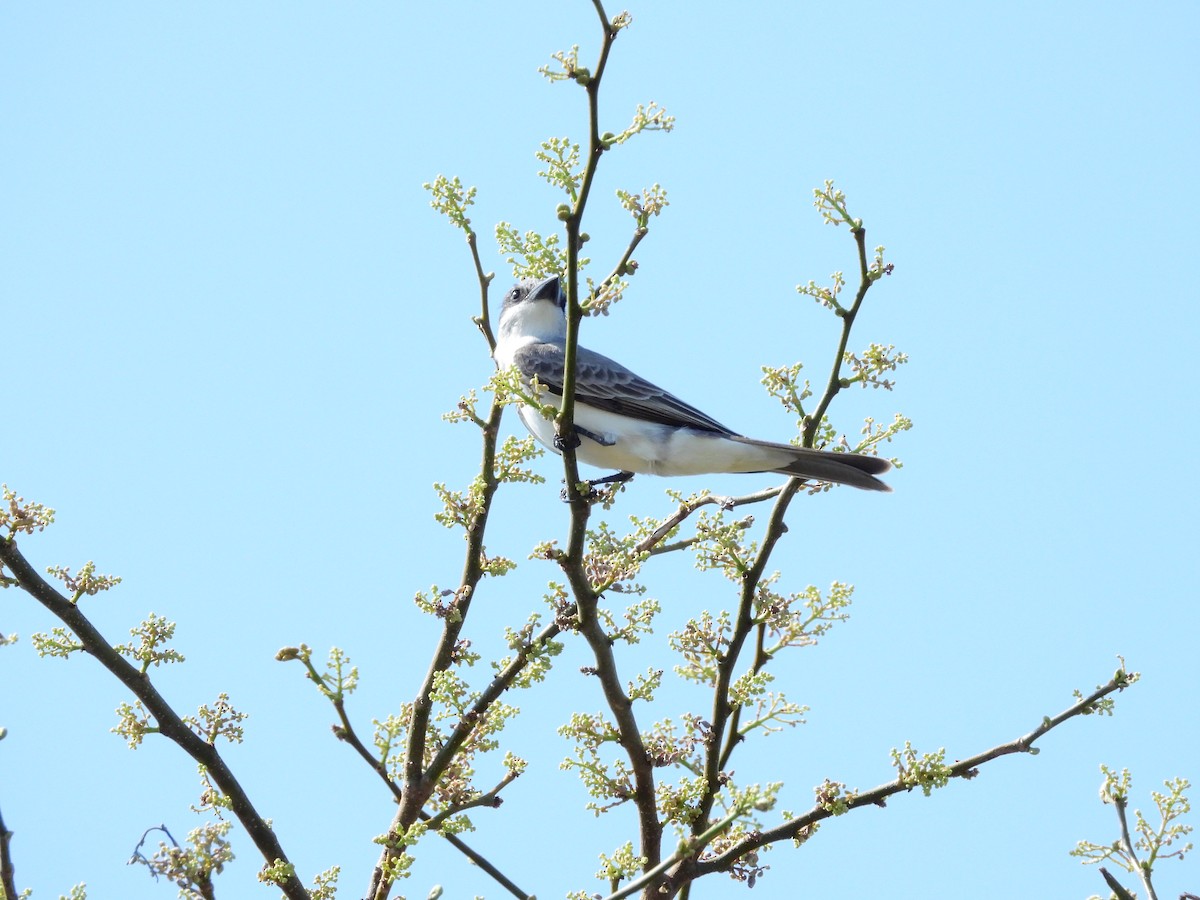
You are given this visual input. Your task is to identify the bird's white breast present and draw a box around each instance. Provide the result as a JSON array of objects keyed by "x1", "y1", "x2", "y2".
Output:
[{"x1": 519, "y1": 389, "x2": 787, "y2": 477}]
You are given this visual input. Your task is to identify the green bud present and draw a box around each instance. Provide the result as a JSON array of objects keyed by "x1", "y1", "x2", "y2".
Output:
[
  {"x1": 579, "y1": 232, "x2": 590, "y2": 244},
  {"x1": 556, "y1": 203, "x2": 571, "y2": 221}
]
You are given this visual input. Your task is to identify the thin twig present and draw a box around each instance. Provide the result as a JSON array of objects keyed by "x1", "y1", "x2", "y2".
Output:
[
  {"x1": 425, "y1": 770, "x2": 520, "y2": 831},
  {"x1": 437, "y1": 829, "x2": 530, "y2": 900},
  {"x1": 635, "y1": 487, "x2": 782, "y2": 555},
  {"x1": 376, "y1": 398, "x2": 505, "y2": 900},
  {"x1": 804, "y1": 223, "x2": 874, "y2": 447},
  {"x1": 1115, "y1": 794, "x2": 1160, "y2": 900},
  {"x1": 718, "y1": 619, "x2": 770, "y2": 772},
  {"x1": 467, "y1": 230, "x2": 498, "y2": 352},
  {"x1": 574, "y1": 595, "x2": 663, "y2": 861},
  {"x1": 591, "y1": 224, "x2": 648, "y2": 301},
  {"x1": 555, "y1": 0, "x2": 620, "y2": 466},
  {"x1": 330, "y1": 701, "x2": 402, "y2": 801},
  {"x1": 646, "y1": 515, "x2": 752, "y2": 558}
]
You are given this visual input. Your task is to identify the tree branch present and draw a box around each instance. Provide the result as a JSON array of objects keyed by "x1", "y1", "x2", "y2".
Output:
[
  {"x1": 575, "y1": 603, "x2": 663, "y2": 864},
  {"x1": 1114, "y1": 794, "x2": 1160, "y2": 900},
  {"x1": 425, "y1": 620, "x2": 562, "y2": 780},
  {"x1": 803, "y1": 222, "x2": 875, "y2": 447},
  {"x1": 548, "y1": 1, "x2": 668, "y2": 880},
  {"x1": 635, "y1": 487, "x2": 782, "y2": 555},
  {"x1": 645, "y1": 515, "x2": 753, "y2": 558},
  {"x1": 0, "y1": 802, "x2": 17, "y2": 900},
  {"x1": 691, "y1": 671, "x2": 1136, "y2": 877},
  {"x1": 330, "y1": 704, "x2": 532, "y2": 900},
  {"x1": 597, "y1": 808, "x2": 741, "y2": 900},
  {"x1": 330, "y1": 707, "x2": 401, "y2": 800},
  {"x1": 371, "y1": 175, "x2": 569, "y2": 898},
  {"x1": 425, "y1": 769, "x2": 520, "y2": 832},
  {"x1": 371, "y1": 218, "x2": 510, "y2": 900},
  {"x1": 0, "y1": 538, "x2": 308, "y2": 900},
  {"x1": 556, "y1": 0, "x2": 619, "y2": 502},
  {"x1": 688, "y1": 200, "x2": 886, "y2": 846},
  {"x1": 691, "y1": 479, "x2": 801, "y2": 835},
  {"x1": 466, "y1": 229, "x2": 498, "y2": 352},
  {"x1": 590, "y1": 222, "x2": 647, "y2": 301}
]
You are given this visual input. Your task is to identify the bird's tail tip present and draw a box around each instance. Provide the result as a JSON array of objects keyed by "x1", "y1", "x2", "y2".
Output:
[{"x1": 771, "y1": 445, "x2": 893, "y2": 492}]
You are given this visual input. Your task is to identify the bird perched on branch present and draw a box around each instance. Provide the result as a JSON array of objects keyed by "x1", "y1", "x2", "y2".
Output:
[{"x1": 493, "y1": 274, "x2": 891, "y2": 492}]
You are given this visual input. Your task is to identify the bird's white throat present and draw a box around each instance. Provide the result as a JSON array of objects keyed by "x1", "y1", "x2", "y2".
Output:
[{"x1": 495, "y1": 300, "x2": 566, "y2": 367}]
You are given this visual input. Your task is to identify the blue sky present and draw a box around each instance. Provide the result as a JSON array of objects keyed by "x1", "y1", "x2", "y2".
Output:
[{"x1": 3, "y1": 3, "x2": 1197, "y2": 899}]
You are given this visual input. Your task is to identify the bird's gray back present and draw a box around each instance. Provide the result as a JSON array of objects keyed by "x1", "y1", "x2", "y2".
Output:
[{"x1": 512, "y1": 341, "x2": 734, "y2": 434}]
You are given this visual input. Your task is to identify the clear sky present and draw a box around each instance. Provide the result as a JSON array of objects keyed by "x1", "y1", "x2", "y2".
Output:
[{"x1": 3, "y1": 3, "x2": 1197, "y2": 899}]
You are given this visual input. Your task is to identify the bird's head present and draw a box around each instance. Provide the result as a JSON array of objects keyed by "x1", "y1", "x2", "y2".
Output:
[{"x1": 497, "y1": 274, "x2": 568, "y2": 342}]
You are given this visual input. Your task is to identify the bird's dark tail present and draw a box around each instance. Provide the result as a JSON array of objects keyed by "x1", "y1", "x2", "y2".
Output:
[{"x1": 730, "y1": 437, "x2": 893, "y2": 492}]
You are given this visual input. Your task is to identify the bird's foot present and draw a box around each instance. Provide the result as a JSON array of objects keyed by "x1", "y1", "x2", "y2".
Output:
[{"x1": 553, "y1": 429, "x2": 581, "y2": 452}]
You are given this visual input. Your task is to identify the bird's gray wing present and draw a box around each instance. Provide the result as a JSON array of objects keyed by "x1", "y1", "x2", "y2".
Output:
[{"x1": 512, "y1": 341, "x2": 734, "y2": 435}]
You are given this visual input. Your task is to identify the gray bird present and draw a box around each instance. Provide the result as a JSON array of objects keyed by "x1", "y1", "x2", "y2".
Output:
[{"x1": 493, "y1": 274, "x2": 891, "y2": 492}]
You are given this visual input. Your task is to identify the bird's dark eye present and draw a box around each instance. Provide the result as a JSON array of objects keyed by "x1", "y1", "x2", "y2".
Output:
[{"x1": 509, "y1": 288, "x2": 521, "y2": 302}]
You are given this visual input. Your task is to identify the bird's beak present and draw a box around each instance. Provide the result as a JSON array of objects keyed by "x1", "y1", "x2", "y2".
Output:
[{"x1": 532, "y1": 274, "x2": 565, "y2": 309}]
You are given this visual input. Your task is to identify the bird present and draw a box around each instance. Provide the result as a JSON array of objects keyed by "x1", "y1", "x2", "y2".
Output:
[{"x1": 492, "y1": 274, "x2": 891, "y2": 492}]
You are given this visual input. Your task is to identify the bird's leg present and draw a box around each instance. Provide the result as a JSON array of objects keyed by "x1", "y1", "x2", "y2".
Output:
[
  {"x1": 560, "y1": 471, "x2": 634, "y2": 503},
  {"x1": 588, "y1": 471, "x2": 634, "y2": 487},
  {"x1": 554, "y1": 425, "x2": 615, "y2": 450}
]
